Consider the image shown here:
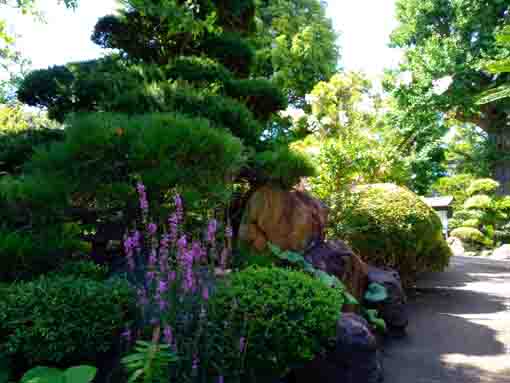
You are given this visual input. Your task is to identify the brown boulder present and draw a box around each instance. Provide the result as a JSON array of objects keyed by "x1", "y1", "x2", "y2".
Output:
[
  {"x1": 239, "y1": 186, "x2": 328, "y2": 253},
  {"x1": 304, "y1": 240, "x2": 369, "y2": 311}
]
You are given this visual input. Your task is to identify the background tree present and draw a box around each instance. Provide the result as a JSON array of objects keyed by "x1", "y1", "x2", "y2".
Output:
[
  {"x1": 388, "y1": 0, "x2": 510, "y2": 193},
  {"x1": 252, "y1": 0, "x2": 339, "y2": 107},
  {"x1": 288, "y1": 71, "x2": 412, "y2": 201}
]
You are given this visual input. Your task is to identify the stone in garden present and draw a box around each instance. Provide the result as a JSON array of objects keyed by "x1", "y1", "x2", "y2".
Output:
[
  {"x1": 366, "y1": 266, "x2": 408, "y2": 336},
  {"x1": 491, "y1": 244, "x2": 510, "y2": 260},
  {"x1": 447, "y1": 236, "x2": 465, "y2": 257},
  {"x1": 238, "y1": 186, "x2": 328, "y2": 252},
  {"x1": 290, "y1": 313, "x2": 383, "y2": 383},
  {"x1": 304, "y1": 240, "x2": 369, "y2": 310}
]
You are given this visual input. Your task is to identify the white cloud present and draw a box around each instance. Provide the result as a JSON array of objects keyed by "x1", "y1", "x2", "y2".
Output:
[{"x1": 325, "y1": 0, "x2": 402, "y2": 75}]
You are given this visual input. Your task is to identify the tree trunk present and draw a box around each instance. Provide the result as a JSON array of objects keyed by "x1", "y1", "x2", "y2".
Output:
[{"x1": 489, "y1": 131, "x2": 510, "y2": 195}]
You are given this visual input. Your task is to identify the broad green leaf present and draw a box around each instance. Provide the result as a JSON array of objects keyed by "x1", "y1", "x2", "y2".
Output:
[
  {"x1": 476, "y1": 85, "x2": 510, "y2": 105},
  {"x1": 344, "y1": 291, "x2": 359, "y2": 305},
  {"x1": 127, "y1": 369, "x2": 144, "y2": 383},
  {"x1": 280, "y1": 251, "x2": 305, "y2": 264},
  {"x1": 21, "y1": 367, "x2": 63, "y2": 383},
  {"x1": 63, "y1": 366, "x2": 96, "y2": 383},
  {"x1": 267, "y1": 243, "x2": 282, "y2": 256},
  {"x1": 364, "y1": 283, "x2": 388, "y2": 303}
]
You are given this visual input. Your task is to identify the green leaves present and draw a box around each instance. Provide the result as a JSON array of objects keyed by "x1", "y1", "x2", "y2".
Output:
[
  {"x1": 364, "y1": 283, "x2": 389, "y2": 303},
  {"x1": 362, "y1": 309, "x2": 387, "y2": 332},
  {"x1": 20, "y1": 366, "x2": 96, "y2": 383},
  {"x1": 121, "y1": 340, "x2": 177, "y2": 383}
]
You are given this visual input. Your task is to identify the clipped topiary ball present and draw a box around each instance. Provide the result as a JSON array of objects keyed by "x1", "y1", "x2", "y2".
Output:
[
  {"x1": 208, "y1": 266, "x2": 343, "y2": 379},
  {"x1": 331, "y1": 184, "x2": 451, "y2": 286},
  {"x1": 450, "y1": 227, "x2": 491, "y2": 250}
]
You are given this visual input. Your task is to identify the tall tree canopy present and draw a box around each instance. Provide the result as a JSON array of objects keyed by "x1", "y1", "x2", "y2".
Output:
[
  {"x1": 388, "y1": 0, "x2": 510, "y2": 193},
  {"x1": 252, "y1": 0, "x2": 339, "y2": 106},
  {"x1": 6, "y1": 0, "x2": 315, "y2": 265}
]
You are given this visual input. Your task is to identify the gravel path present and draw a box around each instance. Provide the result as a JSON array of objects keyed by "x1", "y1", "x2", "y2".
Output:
[{"x1": 382, "y1": 256, "x2": 510, "y2": 383}]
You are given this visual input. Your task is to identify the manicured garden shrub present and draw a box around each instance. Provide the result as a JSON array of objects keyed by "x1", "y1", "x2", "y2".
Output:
[
  {"x1": 55, "y1": 260, "x2": 109, "y2": 281},
  {"x1": 450, "y1": 227, "x2": 491, "y2": 249},
  {"x1": 209, "y1": 266, "x2": 343, "y2": 379},
  {"x1": 464, "y1": 194, "x2": 493, "y2": 210},
  {"x1": 0, "y1": 227, "x2": 87, "y2": 282},
  {"x1": 330, "y1": 184, "x2": 451, "y2": 285},
  {"x1": 0, "y1": 275, "x2": 136, "y2": 366},
  {"x1": 466, "y1": 178, "x2": 500, "y2": 197}
]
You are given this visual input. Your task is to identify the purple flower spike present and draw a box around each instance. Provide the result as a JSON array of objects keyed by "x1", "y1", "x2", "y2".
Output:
[
  {"x1": 121, "y1": 328, "x2": 132, "y2": 342},
  {"x1": 239, "y1": 337, "x2": 246, "y2": 353},
  {"x1": 158, "y1": 280, "x2": 168, "y2": 295},
  {"x1": 147, "y1": 223, "x2": 157, "y2": 236},
  {"x1": 202, "y1": 286, "x2": 209, "y2": 301},
  {"x1": 218, "y1": 376, "x2": 224, "y2": 383},
  {"x1": 177, "y1": 235, "x2": 187, "y2": 251},
  {"x1": 192, "y1": 354, "x2": 199, "y2": 370},
  {"x1": 207, "y1": 219, "x2": 218, "y2": 243},
  {"x1": 225, "y1": 225, "x2": 233, "y2": 238},
  {"x1": 163, "y1": 325, "x2": 173, "y2": 345},
  {"x1": 146, "y1": 271, "x2": 155, "y2": 282}
]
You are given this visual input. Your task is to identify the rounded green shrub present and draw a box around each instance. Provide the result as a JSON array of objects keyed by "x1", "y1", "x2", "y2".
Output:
[
  {"x1": 209, "y1": 267, "x2": 343, "y2": 378},
  {"x1": 331, "y1": 184, "x2": 451, "y2": 285},
  {"x1": 450, "y1": 227, "x2": 490, "y2": 247},
  {"x1": 467, "y1": 178, "x2": 500, "y2": 197},
  {"x1": 464, "y1": 194, "x2": 493, "y2": 210},
  {"x1": 0, "y1": 275, "x2": 136, "y2": 366},
  {"x1": 0, "y1": 227, "x2": 88, "y2": 283},
  {"x1": 462, "y1": 218, "x2": 481, "y2": 228}
]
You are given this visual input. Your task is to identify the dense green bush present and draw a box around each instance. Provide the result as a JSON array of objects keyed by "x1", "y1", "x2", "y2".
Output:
[
  {"x1": 209, "y1": 267, "x2": 343, "y2": 378},
  {"x1": 55, "y1": 260, "x2": 109, "y2": 281},
  {"x1": 0, "y1": 275, "x2": 135, "y2": 366},
  {"x1": 253, "y1": 146, "x2": 317, "y2": 188},
  {"x1": 0, "y1": 226, "x2": 87, "y2": 282},
  {"x1": 466, "y1": 178, "x2": 500, "y2": 197},
  {"x1": 225, "y1": 78, "x2": 287, "y2": 120},
  {"x1": 330, "y1": 184, "x2": 451, "y2": 285},
  {"x1": 450, "y1": 227, "x2": 491, "y2": 249}
]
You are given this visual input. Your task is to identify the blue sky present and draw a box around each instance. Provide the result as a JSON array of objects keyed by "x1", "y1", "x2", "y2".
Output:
[{"x1": 4, "y1": 0, "x2": 402, "y2": 77}]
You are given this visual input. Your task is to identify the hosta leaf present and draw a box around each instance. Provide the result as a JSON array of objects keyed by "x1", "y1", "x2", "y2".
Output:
[
  {"x1": 63, "y1": 366, "x2": 97, "y2": 383},
  {"x1": 364, "y1": 283, "x2": 388, "y2": 303},
  {"x1": 344, "y1": 291, "x2": 359, "y2": 305},
  {"x1": 21, "y1": 367, "x2": 64, "y2": 383}
]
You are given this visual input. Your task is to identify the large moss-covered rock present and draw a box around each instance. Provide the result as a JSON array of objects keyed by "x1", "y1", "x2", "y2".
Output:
[
  {"x1": 330, "y1": 184, "x2": 451, "y2": 286},
  {"x1": 238, "y1": 186, "x2": 328, "y2": 253}
]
